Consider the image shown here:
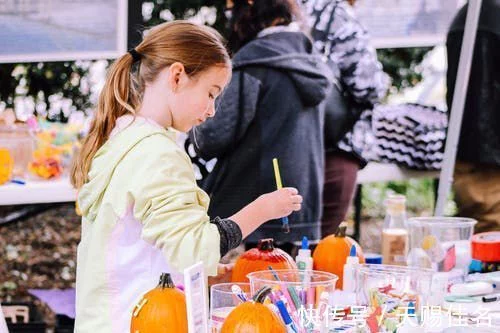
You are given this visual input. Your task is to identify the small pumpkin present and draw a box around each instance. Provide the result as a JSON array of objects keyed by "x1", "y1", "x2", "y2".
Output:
[
  {"x1": 231, "y1": 238, "x2": 297, "y2": 282},
  {"x1": 130, "y1": 273, "x2": 187, "y2": 333},
  {"x1": 221, "y1": 286, "x2": 286, "y2": 333},
  {"x1": 313, "y1": 222, "x2": 365, "y2": 289},
  {"x1": 0, "y1": 148, "x2": 14, "y2": 185}
]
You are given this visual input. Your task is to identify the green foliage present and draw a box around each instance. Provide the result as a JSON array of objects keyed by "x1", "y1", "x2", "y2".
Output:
[
  {"x1": 377, "y1": 47, "x2": 433, "y2": 93},
  {"x1": 0, "y1": 64, "x2": 17, "y2": 107},
  {"x1": 361, "y1": 177, "x2": 458, "y2": 219},
  {"x1": 361, "y1": 178, "x2": 437, "y2": 218},
  {"x1": 14, "y1": 62, "x2": 92, "y2": 121},
  {"x1": 146, "y1": 0, "x2": 227, "y2": 30},
  {"x1": 0, "y1": 62, "x2": 97, "y2": 116}
]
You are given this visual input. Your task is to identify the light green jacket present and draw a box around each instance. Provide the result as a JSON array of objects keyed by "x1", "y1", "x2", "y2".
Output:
[{"x1": 75, "y1": 116, "x2": 220, "y2": 332}]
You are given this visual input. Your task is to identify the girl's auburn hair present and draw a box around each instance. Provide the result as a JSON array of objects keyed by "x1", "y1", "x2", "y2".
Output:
[{"x1": 70, "y1": 21, "x2": 230, "y2": 189}]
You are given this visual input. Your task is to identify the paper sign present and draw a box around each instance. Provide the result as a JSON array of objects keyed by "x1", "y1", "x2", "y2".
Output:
[{"x1": 184, "y1": 262, "x2": 209, "y2": 333}]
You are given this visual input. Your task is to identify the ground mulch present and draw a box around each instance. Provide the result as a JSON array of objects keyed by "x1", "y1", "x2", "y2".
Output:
[{"x1": 1, "y1": 204, "x2": 80, "y2": 330}]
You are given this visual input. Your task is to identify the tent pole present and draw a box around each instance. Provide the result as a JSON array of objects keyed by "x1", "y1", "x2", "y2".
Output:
[{"x1": 435, "y1": 0, "x2": 483, "y2": 216}]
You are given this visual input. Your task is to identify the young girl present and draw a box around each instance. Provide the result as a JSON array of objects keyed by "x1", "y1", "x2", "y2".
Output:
[{"x1": 70, "y1": 21, "x2": 302, "y2": 332}]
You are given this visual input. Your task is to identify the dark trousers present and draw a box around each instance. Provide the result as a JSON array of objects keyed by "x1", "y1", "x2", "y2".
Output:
[
  {"x1": 321, "y1": 150, "x2": 360, "y2": 237},
  {"x1": 454, "y1": 161, "x2": 500, "y2": 233}
]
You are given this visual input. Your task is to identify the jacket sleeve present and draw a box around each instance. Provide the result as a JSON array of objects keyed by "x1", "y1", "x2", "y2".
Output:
[
  {"x1": 189, "y1": 70, "x2": 261, "y2": 160},
  {"x1": 320, "y1": 3, "x2": 390, "y2": 107},
  {"x1": 130, "y1": 135, "x2": 223, "y2": 276}
]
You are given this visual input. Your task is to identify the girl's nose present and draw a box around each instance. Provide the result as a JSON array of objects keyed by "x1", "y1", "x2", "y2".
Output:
[{"x1": 206, "y1": 103, "x2": 216, "y2": 118}]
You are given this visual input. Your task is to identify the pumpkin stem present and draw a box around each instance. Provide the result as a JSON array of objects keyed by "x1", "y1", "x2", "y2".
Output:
[
  {"x1": 257, "y1": 238, "x2": 275, "y2": 251},
  {"x1": 335, "y1": 222, "x2": 347, "y2": 238},
  {"x1": 253, "y1": 286, "x2": 272, "y2": 303},
  {"x1": 158, "y1": 273, "x2": 175, "y2": 289}
]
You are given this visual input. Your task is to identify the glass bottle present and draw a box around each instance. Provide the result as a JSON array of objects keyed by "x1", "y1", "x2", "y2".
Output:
[{"x1": 381, "y1": 194, "x2": 408, "y2": 266}]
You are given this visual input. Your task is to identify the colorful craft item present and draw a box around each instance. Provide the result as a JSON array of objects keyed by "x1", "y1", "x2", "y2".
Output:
[
  {"x1": 366, "y1": 306, "x2": 382, "y2": 333},
  {"x1": 231, "y1": 284, "x2": 248, "y2": 303},
  {"x1": 28, "y1": 156, "x2": 62, "y2": 179},
  {"x1": 272, "y1": 158, "x2": 290, "y2": 233},
  {"x1": 421, "y1": 234, "x2": 446, "y2": 262},
  {"x1": 0, "y1": 148, "x2": 14, "y2": 185},
  {"x1": 440, "y1": 244, "x2": 457, "y2": 272},
  {"x1": 364, "y1": 283, "x2": 421, "y2": 333},
  {"x1": 378, "y1": 284, "x2": 394, "y2": 294},
  {"x1": 472, "y1": 232, "x2": 500, "y2": 262}
]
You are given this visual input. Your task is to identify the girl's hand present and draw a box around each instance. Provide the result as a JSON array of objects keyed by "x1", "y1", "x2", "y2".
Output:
[
  {"x1": 258, "y1": 187, "x2": 302, "y2": 221},
  {"x1": 228, "y1": 188, "x2": 303, "y2": 239},
  {"x1": 208, "y1": 263, "x2": 234, "y2": 287}
]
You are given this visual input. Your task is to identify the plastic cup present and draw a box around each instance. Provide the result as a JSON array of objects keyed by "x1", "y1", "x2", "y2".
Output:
[
  {"x1": 0, "y1": 125, "x2": 34, "y2": 179},
  {"x1": 407, "y1": 217, "x2": 476, "y2": 277},
  {"x1": 209, "y1": 282, "x2": 250, "y2": 332},
  {"x1": 355, "y1": 264, "x2": 434, "y2": 332},
  {"x1": 247, "y1": 269, "x2": 338, "y2": 332}
]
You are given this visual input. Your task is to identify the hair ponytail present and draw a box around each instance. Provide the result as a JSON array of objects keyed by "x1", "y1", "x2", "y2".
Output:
[
  {"x1": 70, "y1": 21, "x2": 230, "y2": 189},
  {"x1": 70, "y1": 53, "x2": 139, "y2": 189}
]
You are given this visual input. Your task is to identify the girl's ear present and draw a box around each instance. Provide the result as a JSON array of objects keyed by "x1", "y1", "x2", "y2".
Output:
[{"x1": 168, "y1": 62, "x2": 186, "y2": 92}]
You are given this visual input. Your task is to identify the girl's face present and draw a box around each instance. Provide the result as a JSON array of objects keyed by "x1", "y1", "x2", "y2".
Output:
[{"x1": 168, "y1": 65, "x2": 231, "y2": 133}]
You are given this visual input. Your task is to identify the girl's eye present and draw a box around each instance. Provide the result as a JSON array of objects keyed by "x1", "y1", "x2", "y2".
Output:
[{"x1": 209, "y1": 93, "x2": 215, "y2": 99}]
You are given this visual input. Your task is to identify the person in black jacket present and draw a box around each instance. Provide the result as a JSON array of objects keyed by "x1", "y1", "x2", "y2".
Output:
[
  {"x1": 189, "y1": 0, "x2": 332, "y2": 248},
  {"x1": 447, "y1": 0, "x2": 500, "y2": 233},
  {"x1": 302, "y1": 0, "x2": 389, "y2": 236}
]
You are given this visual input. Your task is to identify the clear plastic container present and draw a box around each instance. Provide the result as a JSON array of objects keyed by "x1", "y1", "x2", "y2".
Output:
[
  {"x1": 355, "y1": 264, "x2": 434, "y2": 332},
  {"x1": 407, "y1": 217, "x2": 476, "y2": 276},
  {"x1": 210, "y1": 282, "x2": 251, "y2": 332},
  {"x1": 247, "y1": 269, "x2": 338, "y2": 332},
  {"x1": 0, "y1": 125, "x2": 35, "y2": 179}
]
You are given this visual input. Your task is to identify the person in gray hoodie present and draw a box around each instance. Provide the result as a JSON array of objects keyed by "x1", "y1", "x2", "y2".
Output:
[{"x1": 189, "y1": 0, "x2": 332, "y2": 247}]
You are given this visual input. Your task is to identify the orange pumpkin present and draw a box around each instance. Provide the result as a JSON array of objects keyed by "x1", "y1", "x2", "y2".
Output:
[
  {"x1": 231, "y1": 238, "x2": 297, "y2": 282},
  {"x1": 0, "y1": 148, "x2": 14, "y2": 185},
  {"x1": 130, "y1": 273, "x2": 187, "y2": 333},
  {"x1": 313, "y1": 222, "x2": 365, "y2": 289},
  {"x1": 221, "y1": 286, "x2": 286, "y2": 333}
]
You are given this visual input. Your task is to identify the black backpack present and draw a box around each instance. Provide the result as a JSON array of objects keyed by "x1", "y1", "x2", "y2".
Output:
[
  {"x1": 321, "y1": 57, "x2": 361, "y2": 148},
  {"x1": 311, "y1": 4, "x2": 363, "y2": 149}
]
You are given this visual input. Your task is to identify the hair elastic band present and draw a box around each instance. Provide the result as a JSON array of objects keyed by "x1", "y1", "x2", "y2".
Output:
[{"x1": 128, "y1": 48, "x2": 142, "y2": 63}]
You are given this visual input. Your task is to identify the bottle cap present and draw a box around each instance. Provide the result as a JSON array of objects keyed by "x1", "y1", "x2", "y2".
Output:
[
  {"x1": 298, "y1": 236, "x2": 311, "y2": 258},
  {"x1": 346, "y1": 245, "x2": 360, "y2": 265},
  {"x1": 408, "y1": 301, "x2": 415, "y2": 315},
  {"x1": 365, "y1": 253, "x2": 383, "y2": 264},
  {"x1": 349, "y1": 244, "x2": 356, "y2": 257},
  {"x1": 469, "y1": 259, "x2": 483, "y2": 273},
  {"x1": 385, "y1": 194, "x2": 406, "y2": 213},
  {"x1": 301, "y1": 236, "x2": 309, "y2": 250}
]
